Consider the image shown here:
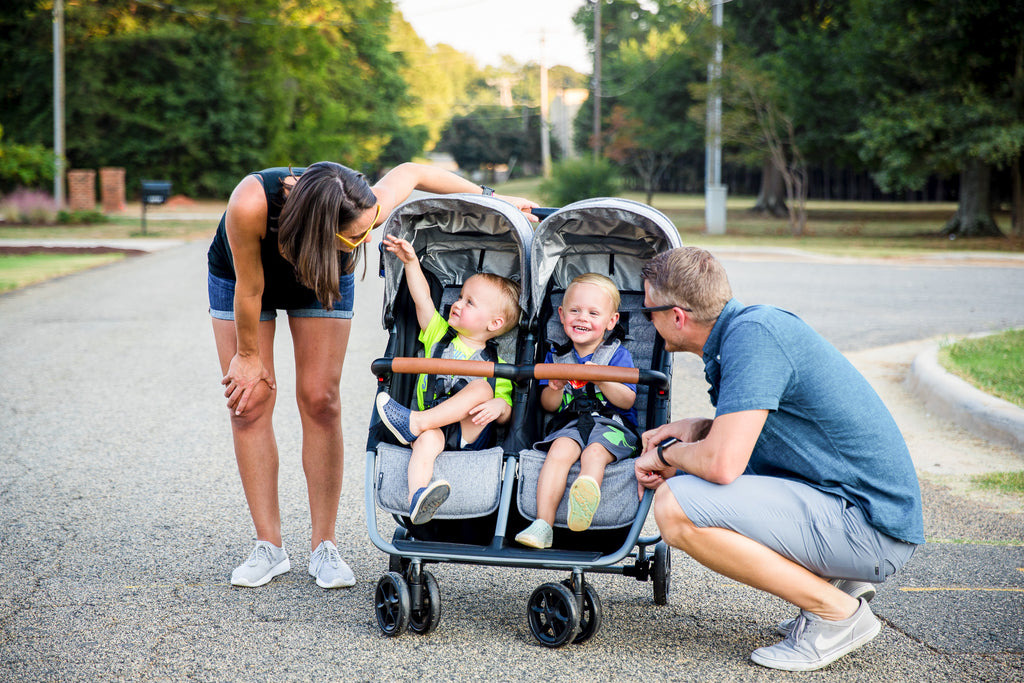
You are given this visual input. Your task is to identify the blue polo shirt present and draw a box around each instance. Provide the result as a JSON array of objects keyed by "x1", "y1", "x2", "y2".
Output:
[{"x1": 702, "y1": 299, "x2": 925, "y2": 544}]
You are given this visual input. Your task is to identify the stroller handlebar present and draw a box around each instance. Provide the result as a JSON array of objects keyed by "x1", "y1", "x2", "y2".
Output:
[{"x1": 371, "y1": 357, "x2": 669, "y2": 389}]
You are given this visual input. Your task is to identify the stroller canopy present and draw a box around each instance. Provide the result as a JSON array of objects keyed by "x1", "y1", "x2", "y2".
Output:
[
  {"x1": 379, "y1": 194, "x2": 534, "y2": 329},
  {"x1": 528, "y1": 197, "x2": 683, "y2": 328}
]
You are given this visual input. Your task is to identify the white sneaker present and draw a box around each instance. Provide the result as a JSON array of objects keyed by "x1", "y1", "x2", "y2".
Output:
[
  {"x1": 308, "y1": 540, "x2": 356, "y2": 589},
  {"x1": 751, "y1": 598, "x2": 881, "y2": 672},
  {"x1": 231, "y1": 541, "x2": 290, "y2": 587},
  {"x1": 776, "y1": 579, "x2": 877, "y2": 636}
]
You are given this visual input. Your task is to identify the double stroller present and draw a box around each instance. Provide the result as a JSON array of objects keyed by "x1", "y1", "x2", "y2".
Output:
[{"x1": 365, "y1": 194, "x2": 683, "y2": 646}]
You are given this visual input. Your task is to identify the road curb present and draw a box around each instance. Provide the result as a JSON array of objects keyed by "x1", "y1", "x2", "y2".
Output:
[{"x1": 906, "y1": 338, "x2": 1024, "y2": 453}]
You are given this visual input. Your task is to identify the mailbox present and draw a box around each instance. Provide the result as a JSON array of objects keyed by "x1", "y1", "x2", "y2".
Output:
[
  {"x1": 141, "y1": 180, "x2": 172, "y2": 205},
  {"x1": 140, "y1": 180, "x2": 172, "y2": 234}
]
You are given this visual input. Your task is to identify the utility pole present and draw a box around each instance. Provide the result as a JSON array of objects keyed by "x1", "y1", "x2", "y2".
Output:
[
  {"x1": 592, "y1": 0, "x2": 601, "y2": 160},
  {"x1": 704, "y1": 0, "x2": 727, "y2": 234},
  {"x1": 540, "y1": 32, "x2": 551, "y2": 178},
  {"x1": 53, "y1": 0, "x2": 66, "y2": 208}
]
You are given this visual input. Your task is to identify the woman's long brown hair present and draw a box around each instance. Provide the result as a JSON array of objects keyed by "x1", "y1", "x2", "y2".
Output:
[{"x1": 277, "y1": 162, "x2": 376, "y2": 309}]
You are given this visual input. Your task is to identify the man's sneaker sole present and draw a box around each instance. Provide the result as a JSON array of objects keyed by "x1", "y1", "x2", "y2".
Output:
[{"x1": 231, "y1": 557, "x2": 291, "y2": 588}]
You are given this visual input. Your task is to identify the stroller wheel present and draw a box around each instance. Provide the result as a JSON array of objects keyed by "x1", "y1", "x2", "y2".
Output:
[
  {"x1": 653, "y1": 541, "x2": 671, "y2": 605},
  {"x1": 408, "y1": 570, "x2": 441, "y2": 635},
  {"x1": 561, "y1": 579, "x2": 602, "y2": 644},
  {"x1": 374, "y1": 572, "x2": 411, "y2": 637},
  {"x1": 527, "y1": 582, "x2": 581, "y2": 648}
]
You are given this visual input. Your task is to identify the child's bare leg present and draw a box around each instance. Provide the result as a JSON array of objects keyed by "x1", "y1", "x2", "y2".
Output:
[
  {"x1": 409, "y1": 379, "x2": 493, "y2": 435},
  {"x1": 407, "y1": 427, "x2": 445, "y2": 503},
  {"x1": 579, "y1": 444, "x2": 614, "y2": 486},
  {"x1": 535, "y1": 437, "x2": 582, "y2": 525}
]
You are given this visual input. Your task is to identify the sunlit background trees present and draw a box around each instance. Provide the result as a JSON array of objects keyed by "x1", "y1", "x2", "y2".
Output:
[{"x1": 1, "y1": 0, "x2": 1021, "y2": 236}]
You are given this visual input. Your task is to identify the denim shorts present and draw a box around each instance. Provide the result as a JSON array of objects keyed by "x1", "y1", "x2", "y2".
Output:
[
  {"x1": 208, "y1": 271, "x2": 355, "y2": 321},
  {"x1": 667, "y1": 473, "x2": 918, "y2": 583}
]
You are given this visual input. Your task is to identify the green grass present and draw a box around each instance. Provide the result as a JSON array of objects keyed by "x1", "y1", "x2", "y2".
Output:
[
  {"x1": 938, "y1": 329, "x2": 1024, "y2": 408},
  {"x1": 971, "y1": 471, "x2": 1024, "y2": 496},
  {"x1": 0, "y1": 252, "x2": 126, "y2": 293}
]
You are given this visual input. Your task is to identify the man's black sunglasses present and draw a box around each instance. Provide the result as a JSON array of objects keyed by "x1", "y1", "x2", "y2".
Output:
[{"x1": 639, "y1": 303, "x2": 692, "y2": 321}]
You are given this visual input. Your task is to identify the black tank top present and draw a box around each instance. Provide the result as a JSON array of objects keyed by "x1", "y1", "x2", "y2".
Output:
[{"x1": 207, "y1": 167, "x2": 351, "y2": 309}]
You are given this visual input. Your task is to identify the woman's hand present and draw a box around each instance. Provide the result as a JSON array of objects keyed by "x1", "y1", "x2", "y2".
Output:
[
  {"x1": 223, "y1": 353, "x2": 275, "y2": 416},
  {"x1": 494, "y1": 193, "x2": 541, "y2": 222}
]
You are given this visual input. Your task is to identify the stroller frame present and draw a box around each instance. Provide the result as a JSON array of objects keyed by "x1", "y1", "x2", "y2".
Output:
[{"x1": 366, "y1": 195, "x2": 683, "y2": 646}]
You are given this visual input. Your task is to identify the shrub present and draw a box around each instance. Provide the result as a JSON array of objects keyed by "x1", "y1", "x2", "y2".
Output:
[
  {"x1": 0, "y1": 134, "x2": 56, "y2": 194},
  {"x1": 0, "y1": 188, "x2": 58, "y2": 224},
  {"x1": 57, "y1": 209, "x2": 106, "y2": 225},
  {"x1": 539, "y1": 158, "x2": 622, "y2": 206}
]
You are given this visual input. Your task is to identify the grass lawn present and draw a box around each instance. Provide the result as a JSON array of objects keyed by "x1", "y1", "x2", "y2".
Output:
[
  {"x1": 0, "y1": 252, "x2": 126, "y2": 293},
  {"x1": 939, "y1": 329, "x2": 1024, "y2": 408}
]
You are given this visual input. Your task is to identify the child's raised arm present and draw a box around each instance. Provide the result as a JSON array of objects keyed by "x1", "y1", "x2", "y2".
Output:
[{"x1": 383, "y1": 234, "x2": 437, "y2": 331}]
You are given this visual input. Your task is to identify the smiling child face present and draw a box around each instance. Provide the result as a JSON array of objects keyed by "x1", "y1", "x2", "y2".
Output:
[{"x1": 558, "y1": 282, "x2": 619, "y2": 356}]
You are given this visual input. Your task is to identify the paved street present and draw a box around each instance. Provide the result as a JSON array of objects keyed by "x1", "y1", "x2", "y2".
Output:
[{"x1": 1, "y1": 240, "x2": 1022, "y2": 681}]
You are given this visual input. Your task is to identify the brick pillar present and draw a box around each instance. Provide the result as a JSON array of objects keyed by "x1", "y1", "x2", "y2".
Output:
[
  {"x1": 99, "y1": 167, "x2": 126, "y2": 213},
  {"x1": 67, "y1": 169, "x2": 96, "y2": 211}
]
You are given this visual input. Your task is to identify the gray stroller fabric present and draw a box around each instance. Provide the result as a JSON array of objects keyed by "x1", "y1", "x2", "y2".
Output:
[
  {"x1": 374, "y1": 443, "x2": 504, "y2": 519},
  {"x1": 516, "y1": 450, "x2": 641, "y2": 530}
]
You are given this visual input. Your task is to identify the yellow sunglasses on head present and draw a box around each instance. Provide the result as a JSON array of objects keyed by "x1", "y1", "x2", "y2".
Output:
[{"x1": 336, "y1": 203, "x2": 380, "y2": 248}]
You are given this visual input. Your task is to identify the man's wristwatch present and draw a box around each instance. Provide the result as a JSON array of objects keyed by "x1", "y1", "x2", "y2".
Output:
[
  {"x1": 656, "y1": 437, "x2": 679, "y2": 467},
  {"x1": 480, "y1": 185, "x2": 495, "y2": 196}
]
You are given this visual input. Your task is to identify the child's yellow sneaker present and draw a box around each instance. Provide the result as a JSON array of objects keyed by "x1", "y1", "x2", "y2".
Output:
[{"x1": 567, "y1": 475, "x2": 601, "y2": 532}]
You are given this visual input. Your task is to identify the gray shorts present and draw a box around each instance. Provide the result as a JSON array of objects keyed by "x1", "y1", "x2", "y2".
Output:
[
  {"x1": 666, "y1": 473, "x2": 918, "y2": 583},
  {"x1": 534, "y1": 415, "x2": 638, "y2": 462}
]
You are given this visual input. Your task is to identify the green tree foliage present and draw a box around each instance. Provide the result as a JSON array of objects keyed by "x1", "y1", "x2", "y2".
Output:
[
  {"x1": 437, "y1": 106, "x2": 550, "y2": 179},
  {"x1": 572, "y1": 0, "x2": 705, "y2": 198},
  {"x1": 0, "y1": 0, "x2": 420, "y2": 197},
  {"x1": 540, "y1": 158, "x2": 621, "y2": 206},
  {"x1": 67, "y1": 27, "x2": 260, "y2": 197},
  {"x1": 845, "y1": 0, "x2": 1024, "y2": 236},
  {"x1": 0, "y1": 125, "x2": 56, "y2": 194}
]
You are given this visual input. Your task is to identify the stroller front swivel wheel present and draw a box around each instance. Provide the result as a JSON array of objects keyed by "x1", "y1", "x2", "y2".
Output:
[
  {"x1": 408, "y1": 570, "x2": 441, "y2": 635},
  {"x1": 527, "y1": 582, "x2": 581, "y2": 647},
  {"x1": 561, "y1": 579, "x2": 603, "y2": 644},
  {"x1": 374, "y1": 571, "x2": 411, "y2": 637}
]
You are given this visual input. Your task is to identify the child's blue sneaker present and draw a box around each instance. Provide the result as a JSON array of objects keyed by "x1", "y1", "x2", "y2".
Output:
[
  {"x1": 409, "y1": 480, "x2": 450, "y2": 525},
  {"x1": 376, "y1": 391, "x2": 417, "y2": 445}
]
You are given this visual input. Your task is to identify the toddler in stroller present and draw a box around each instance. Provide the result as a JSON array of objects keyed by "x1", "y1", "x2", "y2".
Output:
[
  {"x1": 515, "y1": 273, "x2": 640, "y2": 548},
  {"x1": 375, "y1": 234, "x2": 521, "y2": 525}
]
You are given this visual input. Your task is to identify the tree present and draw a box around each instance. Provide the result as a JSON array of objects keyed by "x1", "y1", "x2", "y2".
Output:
[
  {"x1": 573, "y1": 0, "x2": 704, "y2": 200},
  {"x1": 846, "y1": 0, "x2": 1024, "y2": 237},
  {"x1": 0, "y1": 0, "x2": 421, "y2": 196},
  {"x1": 436, "y1": 106, "x2": 550, "y2": 179}
]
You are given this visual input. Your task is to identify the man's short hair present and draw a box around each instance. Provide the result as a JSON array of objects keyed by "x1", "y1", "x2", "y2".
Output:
[{"x1": 641, "y1": 247, "x2": 732, "y2": 323}]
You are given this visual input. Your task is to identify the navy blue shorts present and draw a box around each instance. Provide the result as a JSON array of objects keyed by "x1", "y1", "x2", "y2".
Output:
[{"x1": 208, "y1": 271, "x2": 355, "y2": 321}]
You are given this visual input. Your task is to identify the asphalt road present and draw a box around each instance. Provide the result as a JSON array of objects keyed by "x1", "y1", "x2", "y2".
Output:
[{"x1": 1, "y1": 240, "x2": 1022, "y2": 682}]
